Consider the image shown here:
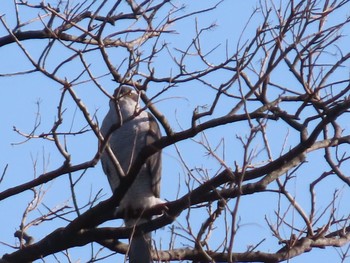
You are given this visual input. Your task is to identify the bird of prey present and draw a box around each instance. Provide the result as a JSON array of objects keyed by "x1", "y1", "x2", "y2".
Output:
[{"x1": 100, "y1": 86, "x2": 162, "y2": 263}]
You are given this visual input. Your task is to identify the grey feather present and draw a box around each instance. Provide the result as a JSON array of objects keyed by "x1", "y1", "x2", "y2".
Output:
[
  {"x1": 100, "y1": 86, "x2": 162, "y2": 262},
  {"x1": 128, "y1": 223, "x2": 152, "y2": 263}
]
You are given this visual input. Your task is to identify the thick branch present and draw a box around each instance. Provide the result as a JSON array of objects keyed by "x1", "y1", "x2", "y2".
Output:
[
  {"x1": 0, "y1": 30, "x2": 125, "y2": 47},
  {"x1": 2, "y1": 225, "x2": 349, "y2": 262}
]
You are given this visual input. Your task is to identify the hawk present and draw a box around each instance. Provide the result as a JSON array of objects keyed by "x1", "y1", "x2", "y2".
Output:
[{"x1": 100, "y1": 86, "x2": 163, "y2": 263}]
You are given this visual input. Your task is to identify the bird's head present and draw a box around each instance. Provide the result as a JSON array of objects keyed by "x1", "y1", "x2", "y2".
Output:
[
  {"x1": 110, "y1": 86, "x2": 140, "y2": 115},
  {"x1": 113, "y1": 86, "x2": 139, "y2": 103}
]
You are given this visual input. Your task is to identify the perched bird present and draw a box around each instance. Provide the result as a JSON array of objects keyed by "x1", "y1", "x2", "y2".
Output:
[{"x1": 100, "y1": 86, "x2": 163, "y2": 263}]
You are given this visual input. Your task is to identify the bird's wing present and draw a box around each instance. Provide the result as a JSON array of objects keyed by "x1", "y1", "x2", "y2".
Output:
[
  {"x1": 100, "y1": 147, "x2": 121, "y2": 191},
  {"x1": 99, "y1": 102, "x2": 123, "y2": 191},
  {"x1": 145, "y1": 112, "x2": 162, "y2": 198}
]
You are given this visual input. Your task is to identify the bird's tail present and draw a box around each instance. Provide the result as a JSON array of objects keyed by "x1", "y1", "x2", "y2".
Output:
[
  {"x1": 126, "y1": 218, "x2": 152, "y2": 263},
  {"x1": 128, "y1": 231, "x2": 152, "y2": 263}
]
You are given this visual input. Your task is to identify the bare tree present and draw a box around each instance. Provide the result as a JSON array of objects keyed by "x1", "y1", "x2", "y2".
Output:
[{"x1": 1, "y1": 0, "x2": 350, "y2": 262}]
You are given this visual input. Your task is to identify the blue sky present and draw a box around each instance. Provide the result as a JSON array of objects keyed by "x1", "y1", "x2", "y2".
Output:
[{"x1": 1, "y1": 1, "x2": 350, "y2": 262}]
